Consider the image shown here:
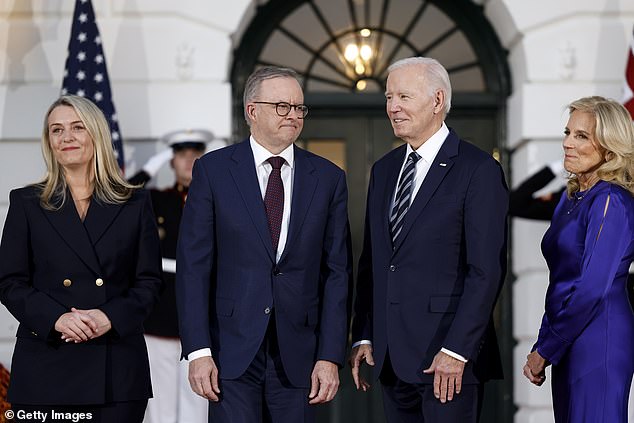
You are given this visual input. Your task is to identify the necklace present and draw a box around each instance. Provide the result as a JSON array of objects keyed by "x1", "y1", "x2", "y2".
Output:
[
  {"x1": 567, "y1": 193, "x2": 585, "y2": 215},
  {"x1": 566, "y1": 182, "x2": 599, "y2": 214}
]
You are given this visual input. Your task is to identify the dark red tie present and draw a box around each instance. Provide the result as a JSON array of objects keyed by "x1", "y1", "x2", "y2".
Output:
[{"x1": 264, "y1": 156, "x2": 285, "y2": 254}]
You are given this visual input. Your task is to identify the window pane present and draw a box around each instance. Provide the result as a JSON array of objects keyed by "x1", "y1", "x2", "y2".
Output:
[{"x1": 301, "y1": 139, "x2": 346, "y2": 171}]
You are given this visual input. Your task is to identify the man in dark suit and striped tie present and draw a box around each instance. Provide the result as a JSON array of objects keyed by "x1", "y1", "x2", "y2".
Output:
[{"x1": 349, "y1": 57, "x2": 508, "y2": 422}]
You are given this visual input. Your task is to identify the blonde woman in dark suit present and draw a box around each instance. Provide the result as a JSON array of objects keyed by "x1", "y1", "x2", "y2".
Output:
[{"x1": 0, "y1": 95, "x2": 162, "y2": 422}]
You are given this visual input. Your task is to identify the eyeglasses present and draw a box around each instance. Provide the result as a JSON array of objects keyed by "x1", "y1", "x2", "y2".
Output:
[{"x1": 253, "y1": 101, "x2": 309, "y2": 118}]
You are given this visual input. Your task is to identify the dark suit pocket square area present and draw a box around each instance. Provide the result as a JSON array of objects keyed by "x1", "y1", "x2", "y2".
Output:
[
  {"x1": 304, "y1": 307, "x2": 319, "y2": 327},
  {"x1": 215, "y1": 297, "x2": 235, "y2": 317},
  {"x1": 431, "y1": 194, "x2": 457, "y2": 205},
  {"x1": 429, "y1": 295, "x2": 461, "y2": 313}
]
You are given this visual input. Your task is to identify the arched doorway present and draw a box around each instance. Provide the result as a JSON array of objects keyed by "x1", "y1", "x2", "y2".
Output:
[{"x1": 231, "y1": 1, "x2": 512, "y2": 421}]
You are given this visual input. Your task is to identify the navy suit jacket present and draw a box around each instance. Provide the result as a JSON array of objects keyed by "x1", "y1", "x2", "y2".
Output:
[
  {"x1": 0, "y1": 186, "x2": 162, "y2": 404},
  {"x1": 351, "y1": 129, "x2": 508, "y2": 385},
  {"x1": 176, "y1": 140, "x2": 352, "y2": 388}
]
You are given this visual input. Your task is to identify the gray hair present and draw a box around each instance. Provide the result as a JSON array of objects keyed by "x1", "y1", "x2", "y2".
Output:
[
  {"x1": 387, "y1": 57, "x2": 452, "y2": 116},
  {"x1": 243, "y1": 66, "x2": 302, "y2": 125}
]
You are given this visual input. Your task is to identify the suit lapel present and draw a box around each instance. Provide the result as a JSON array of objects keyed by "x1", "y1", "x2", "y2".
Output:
[
  {"x1": 392, "y1": 131, "x2": 459, "y2": 254},
  {"x1": 229, "y1": 140, "x2": 275, "y2": 262},
  {"x1": 83, "y1": 199, "x2": 124, "y2": 247},
  {"x1": 381, "y1": 145, "x2": 408, "y2": 249},
  {"x1": 279, "y1": 146, "x2": 317, "y2": 263},
  {"x1": 41, "y1": 195, "x2": 102, "y2": 275}
]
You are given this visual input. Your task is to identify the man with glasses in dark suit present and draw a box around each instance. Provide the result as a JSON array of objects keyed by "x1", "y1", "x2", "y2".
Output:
[{"x1": 177, "y1": 66, "x2": 352, "y2": 423}]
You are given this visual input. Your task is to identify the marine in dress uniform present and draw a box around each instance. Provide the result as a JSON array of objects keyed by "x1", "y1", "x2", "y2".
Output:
[{"x1": 130, "y1": 129, "x2": 224, "y2": 423}]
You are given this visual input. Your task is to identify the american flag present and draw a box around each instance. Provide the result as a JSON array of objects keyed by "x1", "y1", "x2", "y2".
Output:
[
  {"x1": 623, "y1": 24, "x2": 634, "y2": 119},
  {"x1": 61, "y1": 0, "x2": 124, "y2": 170}
]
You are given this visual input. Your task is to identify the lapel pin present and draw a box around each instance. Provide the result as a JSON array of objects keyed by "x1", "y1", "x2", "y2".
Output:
[{"x1": 439, "y1": 163, "x2": 447, "y2": 167}]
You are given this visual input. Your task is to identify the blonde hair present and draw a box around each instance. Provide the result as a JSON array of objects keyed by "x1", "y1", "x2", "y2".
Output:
[
  {"x1": 38, "y1": 95, "x2": 137, "y2": 209},
  {"x1": 566, "y1": 96, "x2": 634, "y2": 196}
]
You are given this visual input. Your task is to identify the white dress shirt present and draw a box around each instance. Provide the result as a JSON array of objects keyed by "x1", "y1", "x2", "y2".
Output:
[
  {"x1": 391, "y1": 123, "x2": 448, "y2": 208},
  {"x1": 187, "y1": 138, "x2": 295, "y2": 361},
  {"x1": 354, "y1": 123, "x2": 467, "y2": 364}
]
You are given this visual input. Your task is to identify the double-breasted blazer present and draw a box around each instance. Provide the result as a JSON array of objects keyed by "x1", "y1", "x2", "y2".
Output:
[
  {"x1": 0, "y1": 185, "x2": 162, "y2": 405},
  {"x1": 351, "y1": 129, "x2": 508, "y2": 385},
  {"x1": 176, "y1": 140, "x2": 352, "y2": 388}
]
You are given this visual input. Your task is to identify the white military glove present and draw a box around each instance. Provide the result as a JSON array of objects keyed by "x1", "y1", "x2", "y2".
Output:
[
  {"x1": 142, "y1": 148, "x2": 173, "y2": 177},
  {"x1": 548, "y1": 159, "x2": 565, "y2": 177}
]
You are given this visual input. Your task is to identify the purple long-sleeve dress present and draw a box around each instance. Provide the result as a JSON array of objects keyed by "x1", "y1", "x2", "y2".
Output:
[{"x1": 535, "y1": 180, "x2": 634, "y2": 422}]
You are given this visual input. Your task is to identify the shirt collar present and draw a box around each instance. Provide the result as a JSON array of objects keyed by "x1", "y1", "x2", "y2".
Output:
[
  {"x1": 250, "y1": 135, "x2": 295, "y2": 169},
  {"x1": 406, "y1": 122, "x2": 449, "y2": 163}
]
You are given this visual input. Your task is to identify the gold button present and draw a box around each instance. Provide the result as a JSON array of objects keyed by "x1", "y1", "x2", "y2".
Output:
[
  {"x1": 63, "y1": 279, "x2": 72, "y2": 287},
  {"x1": 158, "y1": 216, "x2": 165, "y2": 224},
  {"x1": 95, "y1": 278, "x2": 104, "y2": 287}
]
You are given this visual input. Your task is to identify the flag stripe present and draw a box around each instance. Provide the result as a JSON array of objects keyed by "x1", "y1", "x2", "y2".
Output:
[
  {"x1": 624, "y1": 25, "x2": 634, "y2": 119},
  {"x1": 62, "y1": 0, "x2": 124, "y2": 170}
]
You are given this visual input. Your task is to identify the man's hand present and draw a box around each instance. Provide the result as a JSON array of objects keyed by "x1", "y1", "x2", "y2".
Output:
[
  {"x1": 423, "y1": 350, "x2": 466, "y2": 403},
  {"x1": 349, "y1": 344, "x2": 374, "y2": 391},
  {"x1": 189, "y1": 356, "x2": 221, "y2": 401},
  {"x1": 308, "y1": 360, "x2": 339, "y2": 404},
  {"x1": 523, "y1": 350, "x2": 548, "y2": 386}
]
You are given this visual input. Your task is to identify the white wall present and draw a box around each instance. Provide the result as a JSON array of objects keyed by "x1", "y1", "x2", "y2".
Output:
[{"x1": 1, "y1": 0, "x2": 633, "y2": 420}]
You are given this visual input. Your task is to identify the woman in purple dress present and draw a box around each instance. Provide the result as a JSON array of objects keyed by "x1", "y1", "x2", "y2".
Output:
[{"x1": 523, "y1": 96, "x2": 634, "y2": 422}]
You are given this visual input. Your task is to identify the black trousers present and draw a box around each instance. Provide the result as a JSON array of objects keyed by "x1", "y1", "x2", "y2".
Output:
[
  {"x1": 208, "y1": 315, "x2": 314, "y2": 423},
  {"x1": 10, "y1": 400, "x2": 147, "y2": 423},
  {"x1": 379, "y1": 352, "x2": 483, "y2": 423}
]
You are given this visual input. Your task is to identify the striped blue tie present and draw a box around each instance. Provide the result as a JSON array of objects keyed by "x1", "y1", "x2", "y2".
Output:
[{"x1": 390, "y1": 152, "x2": 421, "y2": 244}]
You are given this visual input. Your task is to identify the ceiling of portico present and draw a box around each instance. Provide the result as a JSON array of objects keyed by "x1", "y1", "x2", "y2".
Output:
[{"x1": 253, "y1": 0, "x2": 490, "y2": 94}]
